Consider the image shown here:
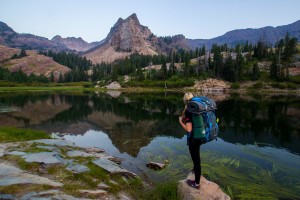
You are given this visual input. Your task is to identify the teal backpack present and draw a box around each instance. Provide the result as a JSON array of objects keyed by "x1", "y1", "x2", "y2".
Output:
[{"x1": 187, "y1": 96, "x2": 219, "y2": 143}]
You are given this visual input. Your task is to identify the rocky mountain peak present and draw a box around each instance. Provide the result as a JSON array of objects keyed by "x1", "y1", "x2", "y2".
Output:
[
  {"x1": 0, "y1": 21, "x2": 15, "y2": 33},
  {"x1": 105, "y1": 13, "x2": 153, "y2": 52},
  {"x1": 84, "y1": 13, "x2": 192, "y2": 63},
  {"x1": 126, "y1": 13, "x2": 140, "y2": 25},
  {"x1": 52, "y1": 35, "x2": 62, "y2": 40}
]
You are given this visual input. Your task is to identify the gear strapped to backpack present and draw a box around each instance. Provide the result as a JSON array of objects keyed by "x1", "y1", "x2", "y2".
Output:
[{"x1": 187, "y1": 96, "x2": 219, "y2": 143}]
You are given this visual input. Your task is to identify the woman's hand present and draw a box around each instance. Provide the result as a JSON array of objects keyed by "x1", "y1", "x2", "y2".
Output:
[{"x1": 179, "y1": 116, "x2": 183, "y2": 123}]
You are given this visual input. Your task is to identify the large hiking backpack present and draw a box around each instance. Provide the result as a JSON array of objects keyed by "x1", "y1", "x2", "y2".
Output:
[{"x1": 186, "y1": 96, "x2": 219, "y2": 143}]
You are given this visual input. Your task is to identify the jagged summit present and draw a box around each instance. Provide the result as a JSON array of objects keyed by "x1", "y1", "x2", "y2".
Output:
[
  {"x1": 107, "y1": 13, "x2": 153, "y2": 51},
  {"x1": 84, "y1": 13, "x2": 159, "y2": 63}
]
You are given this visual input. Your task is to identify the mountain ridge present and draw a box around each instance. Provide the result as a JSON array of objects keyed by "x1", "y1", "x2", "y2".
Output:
[
  {"x1": 1, "y1": 17, "x2": 299, "y2": 56},
  {"x1": 51, "y1": 35, "x2": 102, "y2": 52},
  {"x1": 188, "y1": 19, "x2": 300, "y2": 49}
]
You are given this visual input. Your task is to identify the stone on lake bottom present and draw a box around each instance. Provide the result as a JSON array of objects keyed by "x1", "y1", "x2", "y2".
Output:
[
  {"x1": 84, "y1": 147, "x2": 105, "y2": 153},
  {"x1": 0, "y1": 194, "x2": 14, "y2": 200}
]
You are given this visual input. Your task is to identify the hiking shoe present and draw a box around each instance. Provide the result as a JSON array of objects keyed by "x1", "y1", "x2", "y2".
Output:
[{"x1": 186, "y1": 179, "x2": 200, "y2": 189}]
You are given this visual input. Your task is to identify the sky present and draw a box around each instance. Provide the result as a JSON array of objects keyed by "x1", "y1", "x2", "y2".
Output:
[{"x1": 1, "y1": 0, "x2": 300, "y2": 43}]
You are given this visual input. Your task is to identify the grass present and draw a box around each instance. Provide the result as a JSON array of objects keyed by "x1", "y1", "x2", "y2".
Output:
[
  {"x1": 0, "y1": 127, "x2": 50, "y2": 142},
  {"x1": 123, "y1": 77, "x2": 195, "y2": 88},
  {"x1": 3, "y1": 154, "x2": 40, "y2": 171},
  {"x1": 0, "y1": 184, "x2": 53, "y2": 196}
]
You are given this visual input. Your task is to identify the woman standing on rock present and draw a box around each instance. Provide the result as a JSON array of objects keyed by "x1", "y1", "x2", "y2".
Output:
[{"x1": 179, "y1": 92, "x2": 204, "y2": 189}]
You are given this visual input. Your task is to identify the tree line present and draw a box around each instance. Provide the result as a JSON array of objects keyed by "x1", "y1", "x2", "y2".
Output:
[
  {"x1": 0, "y1": 67, "x2": 49, "y2": 83},
  {"x1": 2, "y1": 32, "x2": 297, "y2": 84}
]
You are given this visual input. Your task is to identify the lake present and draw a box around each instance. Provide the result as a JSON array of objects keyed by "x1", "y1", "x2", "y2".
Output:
[{"x1": 0, "y1": 91, "x2": 299, "y2": 199}]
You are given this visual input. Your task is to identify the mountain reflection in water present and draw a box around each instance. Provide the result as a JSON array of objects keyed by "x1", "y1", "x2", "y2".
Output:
[{"x1": 1, "y1": 91, "x2": 300, "y2": 198}]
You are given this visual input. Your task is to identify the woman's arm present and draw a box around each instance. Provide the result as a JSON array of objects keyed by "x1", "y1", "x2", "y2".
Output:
[{"x1": 179, "y1": 116, "x2": 192, "y2": 132}]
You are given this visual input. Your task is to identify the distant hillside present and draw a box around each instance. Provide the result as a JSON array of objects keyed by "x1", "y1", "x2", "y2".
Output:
[
  {"x1": 0, "y1": 21, "x2": 101, "y2": 53},
  {"x1": 0, "y1": 21, "x2": 68, "y2": 52},
  {"x1": 51, "y1": 35, "x2": 102, "y2": 52},
  {"x1": 0, "y1": 45, "x2": 71, "y2": 81},
  {"x1": 188, "y1": 20, "x2": 300, "y2": 49}
]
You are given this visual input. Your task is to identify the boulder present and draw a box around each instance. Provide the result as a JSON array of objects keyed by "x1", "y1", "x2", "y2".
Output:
[
  {"x1": 21, "y1": 190, "x2": 90, "y2": 200},
  {"x1": 146, "y1": 162, "x2": 166, "y2": 170},
  {"x1": 22, "y1": 152, "x2": 63, "y2": 164},
  {"x1": 0, "y1": 163, "x2": 62, "y2": 187},
  {"x1": 194, "y1": 79, "x2": 230, "y2": 93},
  {"x1": 66, "y1": 150, "x2": 93, "y2": 157},
  {"x1": 29, "y1": 139, "x2": 76, "y2": 147},
  {"x1": 79, "y1": 189, "x2": 107, "y2": 198},
  {"x1": 97, "y1": 182, "x2": 110, "y2": 189},
  {"x1": 177, "y1": 173, "x2": 230, "y2": 200},
  {"x1": 93, "y1": 158, "x2": 137, "y2": 178},
  {"x1": 66, "y1": 164, "x2": 90, "y2": 174},
  {"x1": 105, "y1": 81, "x2": 121, "y2": 89}
]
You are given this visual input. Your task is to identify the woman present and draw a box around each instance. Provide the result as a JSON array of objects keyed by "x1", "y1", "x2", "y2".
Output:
[{"x1": 179, "y1": 92, "x2": 204, "y2": 189}]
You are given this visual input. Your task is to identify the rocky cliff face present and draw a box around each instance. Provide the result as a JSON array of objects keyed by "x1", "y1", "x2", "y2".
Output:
[
  {"x1": 51, "y1": 35, "x2": 102, "y2": 52},
  {"x1": 84, "y1": 14, "x2": 192, "y2": 64},
  {"x1": 84, "y1": 13, "x2": 160, "y2": 63}
]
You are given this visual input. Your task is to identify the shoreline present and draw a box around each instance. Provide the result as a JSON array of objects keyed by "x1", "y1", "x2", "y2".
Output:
[
  {"x1": 0, "y1": 85, "x2": 300, "y2": 95},
  {"x1": 0, "y1": 137, "x2": 140, "y2": 199}
]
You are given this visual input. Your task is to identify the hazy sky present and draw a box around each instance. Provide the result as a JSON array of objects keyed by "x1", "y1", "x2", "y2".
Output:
[{"x1": 1, "y1": 0, "x2": 299, "y2": 42}]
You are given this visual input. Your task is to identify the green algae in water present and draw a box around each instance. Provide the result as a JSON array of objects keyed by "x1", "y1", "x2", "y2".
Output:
[{"x1": 142, "y1": 143, "x2": 300, "y2": 199}]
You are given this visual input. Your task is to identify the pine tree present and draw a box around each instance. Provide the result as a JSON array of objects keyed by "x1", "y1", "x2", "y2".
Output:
[
  {"x1": 252, "y1": 63, "x2": 260, "y2": 80},
  {"x1": 50, "y1": 71, "x2": 55, "y2": 82},
  {"x1": 270, "y1": 60, "x2": 279, "y2": 80},
  {"x1": 19, "y1": 49, "x2": 27, "y2": 58},
  {"x1": 111, "y1": 66, "x2": 118, "y2": 81},
  {"x1": 58, "y1": 72, "x2": 64, "y2": 83}
]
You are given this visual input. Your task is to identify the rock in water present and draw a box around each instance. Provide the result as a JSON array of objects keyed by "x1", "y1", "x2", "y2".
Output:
[{"x1": 146, "y1": 162, "x2": 166, "y2": 170}]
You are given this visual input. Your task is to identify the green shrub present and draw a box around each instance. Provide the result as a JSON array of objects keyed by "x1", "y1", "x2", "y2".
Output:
[
  {"x1": 270, "y1": 82, "x2": 286, "y2": 89},
  {"x1": 124, "y1": 78, "x2": 195, "y2": 88},
  {"x1": 252, "y1": 82, "x2": 263, "y2": 89},
  {"x1": 289, "y1": 75, "x2": 300, "y2": 84},
  {"x1": 231, "y1": 82, "x2": 240, "y2": 89},
  {"x1": 286, "y1": 82, "x2": 298, "y2": 89}
]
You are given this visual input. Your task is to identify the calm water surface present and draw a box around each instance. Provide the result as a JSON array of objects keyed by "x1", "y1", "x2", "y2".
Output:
[{"x1": 0, "y1": 91, "x2": 299, "y2": 199}]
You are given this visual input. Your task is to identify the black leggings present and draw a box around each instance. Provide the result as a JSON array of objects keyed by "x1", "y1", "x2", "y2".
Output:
[{"x1": 188, "y1": 138, "x2": 202, "y2": 184}]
